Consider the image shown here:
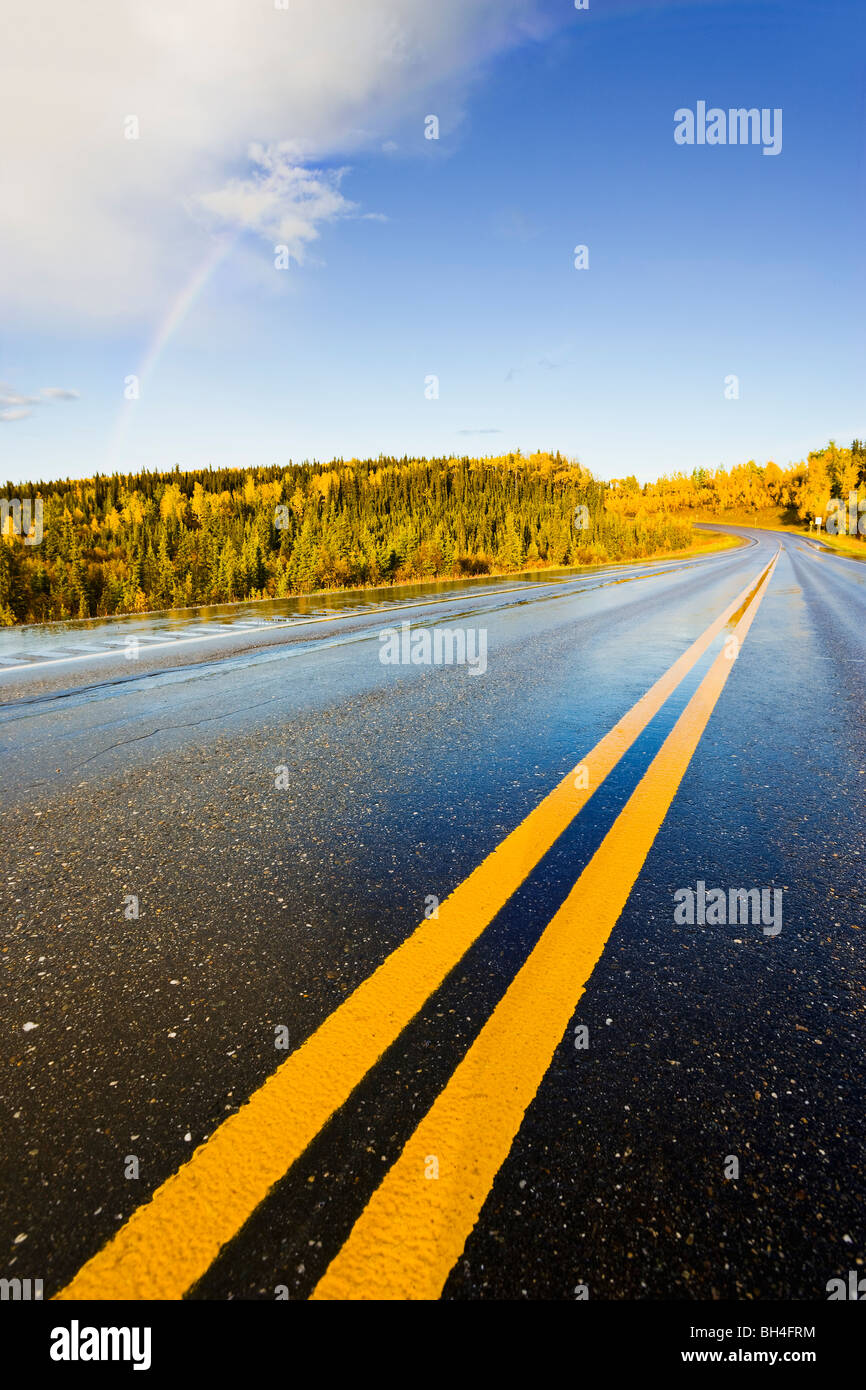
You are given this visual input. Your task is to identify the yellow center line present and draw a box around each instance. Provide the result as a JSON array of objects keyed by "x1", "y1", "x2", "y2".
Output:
[
  {"x1": 311, "y1": 550, "x2": 779, "y2": 1301},
  {"x1": 55, "y1": 555, "x2": 775, "y2": 1301}
]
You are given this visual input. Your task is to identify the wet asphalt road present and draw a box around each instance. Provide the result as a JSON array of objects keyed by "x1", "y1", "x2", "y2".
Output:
[{"x1": 1, "y1": 526, "x2": 864, "y2": 1300}]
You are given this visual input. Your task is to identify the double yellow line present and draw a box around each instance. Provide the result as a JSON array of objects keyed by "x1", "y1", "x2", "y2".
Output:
[{"x1": 56, "y1": 552, "x2": 778, "y2": 1301}]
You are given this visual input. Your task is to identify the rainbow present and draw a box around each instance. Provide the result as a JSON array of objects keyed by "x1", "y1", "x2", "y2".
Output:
[{"x1": 107, "y1": 234, "x2": 238, "y2": 473}]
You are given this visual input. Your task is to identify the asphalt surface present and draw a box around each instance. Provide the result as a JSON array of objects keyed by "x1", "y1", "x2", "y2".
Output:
[{"x1": 1, "y1": 526, "x2": 864, "y2": 1300}]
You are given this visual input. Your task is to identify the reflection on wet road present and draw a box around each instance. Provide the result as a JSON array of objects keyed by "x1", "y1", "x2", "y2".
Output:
[{"x1": 1, "y1": 527, "x2": 864, "y2": 1301}]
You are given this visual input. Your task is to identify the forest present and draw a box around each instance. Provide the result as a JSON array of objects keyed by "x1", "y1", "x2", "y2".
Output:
[
  {"x1": 605, "y1": 439, "x2": 866, "y2": 523},
  {"x1": 0, "y1": 440, "x2": 862, "y2": 626},
  {"x1": 0, "y1": 451, "x2": 686, "y2": 624}
]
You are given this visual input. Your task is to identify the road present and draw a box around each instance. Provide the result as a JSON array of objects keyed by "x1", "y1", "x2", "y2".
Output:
[{"x1": 1, "y1": 526, "x2": 864, "y2": 1301}]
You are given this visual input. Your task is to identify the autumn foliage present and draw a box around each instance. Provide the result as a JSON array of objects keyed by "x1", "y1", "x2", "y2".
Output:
[
  {"x1": 0, "y1": 452, "x2": 692, "y2": 625},
  {"x1": 1, "y1": 440, "x2": 861, "y2": 626}
]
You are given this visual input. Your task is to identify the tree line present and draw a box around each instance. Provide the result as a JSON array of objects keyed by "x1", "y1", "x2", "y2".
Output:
[
  {"x1": 0, "y1": 452, "x2": 693, "y2": 625},
  {"x1": 4, "y1": 440, "x2": 860, "y2": 627},
  {"x1": 606, "y1": 440, "x2": 866, "y2": 524}
]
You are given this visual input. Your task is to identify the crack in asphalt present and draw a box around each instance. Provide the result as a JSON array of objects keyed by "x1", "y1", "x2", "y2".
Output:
[{"x1": 16, "y1": 694, "x2": 285, "y2": 791}]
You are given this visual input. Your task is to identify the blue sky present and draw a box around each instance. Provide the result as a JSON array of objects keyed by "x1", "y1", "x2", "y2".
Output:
[{"x1": 1, "y1": 0, "x2": 863, "y2": 486}]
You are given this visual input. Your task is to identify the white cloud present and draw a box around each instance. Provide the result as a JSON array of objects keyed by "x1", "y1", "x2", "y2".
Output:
[
  {"x1": 192, "y1": 145, "x2": 357, "y2": 263},
  {"x1": 0, "y1": 1, "x2": 546, "y2": 325},
  {"x1": 0, "y1": 384, "x2": 80, "y2": 419}
]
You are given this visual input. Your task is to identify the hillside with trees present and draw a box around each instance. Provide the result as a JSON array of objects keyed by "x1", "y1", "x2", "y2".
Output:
[
  {"x1": 606, "y1": 440, "x2": 866, "y2": 526},
  {"x1": 0, "y1": 452, "x2": 692, "y2": 625},
  {"x1": 2, "y1": 440, "x2": 862, "y2": 627}
]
